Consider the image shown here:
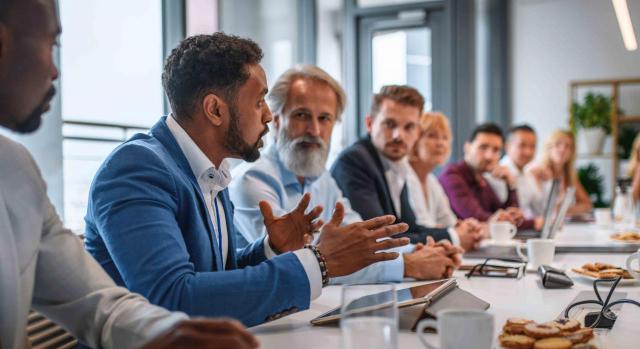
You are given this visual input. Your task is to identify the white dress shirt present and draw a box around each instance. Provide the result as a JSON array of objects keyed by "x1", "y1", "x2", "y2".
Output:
[
  {"x1": 166, "y1": 116, "x2": 321, "y2": 299},
  {"x1": 377, "y1": 151, "x2": 459, "y2": 245},
  {"x1": 501, "y1": 156, "x2": 546, "y2": 218},
  {"x1": 406, "y1": 169, "x2": 458, "y2": 228}
]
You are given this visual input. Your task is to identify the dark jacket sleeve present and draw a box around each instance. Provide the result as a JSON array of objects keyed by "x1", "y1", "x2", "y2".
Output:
[{"x1": 331, "y1": 146, "x2": 450, "y2": 243}]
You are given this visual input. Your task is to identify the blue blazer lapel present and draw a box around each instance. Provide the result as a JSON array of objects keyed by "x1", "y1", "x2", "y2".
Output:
[{"x1": 149, "y1": 117, "x2": 224, "y2": 270}]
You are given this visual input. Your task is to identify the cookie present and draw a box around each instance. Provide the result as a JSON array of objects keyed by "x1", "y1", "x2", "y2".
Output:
[
  {"x1": 499, "y1": 334, "x2": 536, "y2": 349},
  {"x1": 564, "y1": 328, "x2": 593, "y2": 344},
  {"x1": 594, "y1": 263, "x2": 617, "y2": 270},
  {"x1": 598, "y1": 272, "x2": 620, "y2": 279},
  {"x1": 504, "y1": 318, "x2": 534, "y2": 334},
  {"x1": 524, "y1": 323, "x2": 561, "y2": 339},
  {"x1": 571, "y1": 344, "x2": 596, "y2": 349},
  {"x1": 546, "y1": 318, "x2": 580, "y2": 332},
  {"x1": 533, "y1": 337, "x2": 573, "y2": 349},
  {"x1": 582, "y1": 263, "x2": 598, "y2": 272}
]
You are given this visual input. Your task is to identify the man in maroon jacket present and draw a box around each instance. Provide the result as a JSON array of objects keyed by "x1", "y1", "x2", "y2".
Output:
[{"x1": 438, "y1": 123, "x2": 542, "y2": 231}]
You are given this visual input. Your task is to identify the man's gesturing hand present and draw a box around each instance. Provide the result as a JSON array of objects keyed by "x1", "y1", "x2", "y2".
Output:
[
  {"x1": 260, "y1": 193, "x2": 323, "y2": 253},
  {"x1": 316, "y1": 202, "x2": 410, "y2": 278}
]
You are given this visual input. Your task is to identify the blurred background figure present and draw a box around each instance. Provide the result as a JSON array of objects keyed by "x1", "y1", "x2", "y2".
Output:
[{"x1": 530, "y1": 129, "x2": 593, "y2": 215}]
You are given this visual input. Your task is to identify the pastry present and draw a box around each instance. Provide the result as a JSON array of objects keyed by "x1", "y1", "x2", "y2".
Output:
[
  {"x1": 571, "y1": 344, "x2": 596, "y2": 349},
  {"x1": 594, "y1": 263, "x2": 617, "y2": 270},
  {"x1": 504, "y1": 318, "x2": 534, "y2": 334},
  {"x1": 546, "y1": 318, "x2": 580, "y2": 332},
  {"x1": 564, "y1": 328, "x2": 593, "y2": 344},
  {"x1": 533, "y1": 337, "x2": 573, "y2": 349},
  {"x1": 499, "y1": 334, "x2": 536, "y2": 349},
  {"x1": 571, "y1": 343, "x2": 598, "y2": 349},
  {"x1": 524, "y1": 323, "x2": 561, "y2": 339}
]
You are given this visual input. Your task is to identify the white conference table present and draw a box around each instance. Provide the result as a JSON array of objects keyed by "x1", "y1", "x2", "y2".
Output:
[{"x1": 251, "y1": 224, "x2": 640, "y2": 348}]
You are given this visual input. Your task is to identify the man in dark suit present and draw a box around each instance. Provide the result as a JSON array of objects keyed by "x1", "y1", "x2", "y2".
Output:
[{"x1": 331, "y1": 85, "x2": 483, "y2": 251}]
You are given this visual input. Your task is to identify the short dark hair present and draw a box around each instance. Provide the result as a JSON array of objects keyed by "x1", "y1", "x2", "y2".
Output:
[
  {"x1": 369, "y1": 85, "x2": 424, "y2": 118},
  {"x1": 162, "y1": 33, "x2": 263, "y2": 119},
  {"x1": 508, "y1": 124, "x2": 536, "y2": 137},
  {"x1": 468, "y1": 122, "x2": 504, "y2": 143}
]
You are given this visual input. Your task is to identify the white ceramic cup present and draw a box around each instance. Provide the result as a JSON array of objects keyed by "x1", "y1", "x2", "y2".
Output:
[
  {"x1": 517, "y1": 238, "x2": 555, "y2": 268},
  {"x1": 594, "y1": 208, "x2": 612, "y2": 226},
  {"x1": 626, "y1": 248, "x2": 640, "y2": 281},
  {"x1": 416, "y1": 309, "x2": 494, "y2": 349},
  {"x1": 489, "y1": 222, "x2": 517, "y2": 243}
]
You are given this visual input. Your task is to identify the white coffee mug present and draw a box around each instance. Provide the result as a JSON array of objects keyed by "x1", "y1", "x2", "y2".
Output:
[
  {"x1": 594, "y1": 208, "x2": 612, "y2": 226},
  {"x1": 517, "y1": 239, "x2": 555, "y2": 268},
  {"x1": 489, "y1": 222, "x2": 517, "y2": 243},
  {"x1": 626, "y1": 248, "x2": 640, "y2": 281},
  {"x1": 416, "y1": 309, "x2": 494, "y2": 349}
]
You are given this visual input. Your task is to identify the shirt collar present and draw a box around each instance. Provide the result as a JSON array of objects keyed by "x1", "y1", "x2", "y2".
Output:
[
  {"x1": 376, "y1": 148, "x2": 409, "y2": 177},
  {"x1": 166, "y1": 115, "x2": 231, "y2": 189},
  {"x1": 501, "y1": 156, "x2": 523, "y2": 175}
]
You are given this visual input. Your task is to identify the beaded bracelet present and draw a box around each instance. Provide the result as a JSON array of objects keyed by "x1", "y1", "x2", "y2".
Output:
[{"x1": 305, "y1": 244, "x2": 329, "y2": 286}]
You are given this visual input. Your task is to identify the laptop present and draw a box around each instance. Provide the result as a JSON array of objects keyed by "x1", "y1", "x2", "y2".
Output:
[{"x1": 514, "y1": 179, "x2": 560, "y2": 239}]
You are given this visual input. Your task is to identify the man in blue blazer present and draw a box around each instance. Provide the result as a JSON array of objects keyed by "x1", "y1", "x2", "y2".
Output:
[
  {"x1": 84, "y1": 33, "x2": 409, "y2": 327},
  {"x1": 331, "y1": 85, "x2": 483, "y2": 250}
]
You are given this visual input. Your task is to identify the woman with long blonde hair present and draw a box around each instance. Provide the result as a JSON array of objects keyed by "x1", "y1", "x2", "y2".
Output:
[
  {"x1": 627, "y1": 133, "x2": 640, "y2": 202},
  {"x1": 532, "y1": 129, "x2": 592, "y2": 214}
]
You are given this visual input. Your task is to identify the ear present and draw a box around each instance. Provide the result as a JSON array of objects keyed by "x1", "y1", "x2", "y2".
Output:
[
  {"x1": 273, "y1": 114, "x2": 281, "y2": 131},
  {"x1": 202, "y1": 93, "x2": 225, "y2": 127},
  {"x1": 365, "y1": 115, "x2": 373, "y2": 133},
  {"x1": 463, "y1": 142, "x2": 470, "y2": 154}
]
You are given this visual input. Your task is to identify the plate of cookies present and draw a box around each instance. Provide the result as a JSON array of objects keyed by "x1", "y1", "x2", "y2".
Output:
[
  {"x1": 498, "y1": 318, "x2": 597, "y2": 349},
  {"x1": 610, "y1": 231, "x2": 640, "y2": 243},
  {"x1": 570, "y1": 262, "x2": 639, "y2": 286}
]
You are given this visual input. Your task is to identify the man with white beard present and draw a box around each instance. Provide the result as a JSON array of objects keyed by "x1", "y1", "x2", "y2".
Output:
[{"x1": 230, "y1": 65, "x2": 461, "y2": 283}]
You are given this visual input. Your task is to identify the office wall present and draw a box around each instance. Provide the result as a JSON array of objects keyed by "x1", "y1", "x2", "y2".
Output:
[{"x1": 510, "y1": 0, "x2": 640, "y2": 150}]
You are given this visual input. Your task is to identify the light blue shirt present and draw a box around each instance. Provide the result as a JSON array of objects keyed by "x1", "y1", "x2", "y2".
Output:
[{"x1": 230, "y1": 145, "x2": 413, "y2": 284}]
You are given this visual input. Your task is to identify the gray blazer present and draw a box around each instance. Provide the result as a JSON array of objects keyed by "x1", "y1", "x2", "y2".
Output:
[{"x1": 0, "y1": 135, "x2": 186, "y2": 349}]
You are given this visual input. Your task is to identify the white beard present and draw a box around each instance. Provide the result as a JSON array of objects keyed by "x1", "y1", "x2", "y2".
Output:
[{"x1": 276, "y1": 128, "x2": 330, "y2": 178}]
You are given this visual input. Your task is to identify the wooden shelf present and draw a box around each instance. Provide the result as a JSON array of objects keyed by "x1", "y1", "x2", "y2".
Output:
[
  {"x1": 618, "y1": 115, "x2": 640, "y2": 124},
  {"x1": 569, "y1": 78, "x2": 640, "y2": 196}
]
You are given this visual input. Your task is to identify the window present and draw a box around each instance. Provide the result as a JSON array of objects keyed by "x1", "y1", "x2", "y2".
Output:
[{"x1": 59, "y1": 0, "x2": 165, "y2": 232}]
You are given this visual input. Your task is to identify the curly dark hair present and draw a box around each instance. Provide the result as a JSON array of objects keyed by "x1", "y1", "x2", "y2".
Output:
[{"x1": 162, "y1": 32, "x2": 263, "y2": 119}]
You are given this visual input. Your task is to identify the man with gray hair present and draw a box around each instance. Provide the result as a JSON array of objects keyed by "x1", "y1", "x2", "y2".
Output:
[{"x1": 230, "y1": 65, "x2": 461, "y2": 283}]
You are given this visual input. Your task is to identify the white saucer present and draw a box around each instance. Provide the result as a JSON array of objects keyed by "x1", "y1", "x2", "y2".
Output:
[
  {"x1": 485, "y1": 239, "x2": 520, "y2": 246},
  {"x1": 569, "y1": 270, "x2": 640, "y2": 286}
]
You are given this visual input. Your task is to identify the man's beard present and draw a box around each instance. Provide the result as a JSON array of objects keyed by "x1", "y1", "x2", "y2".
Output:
[
  {"x1": 276, "y1": 127, "x2": 329, "y2": 178},
  {"x1": 223, "y1": 102, "x2": 265, "y2": 162},
  {"x1": 15, "y1": 86, "x2": 56, "y2": 134}
]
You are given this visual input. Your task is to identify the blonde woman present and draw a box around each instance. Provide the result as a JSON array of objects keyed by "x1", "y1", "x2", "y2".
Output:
[
  {"x1": 407, "y1": 112, "x2": 483, "y2": 250},
  {"x1": 530, "y1": 130, "x2": 592, "y2": 215},
  {"x1": 627, "y1": 133, "x2": 640, "y2": 202}
]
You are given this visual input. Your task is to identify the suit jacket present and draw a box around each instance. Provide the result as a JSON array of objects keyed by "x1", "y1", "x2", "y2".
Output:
[
  {"x1": 330, "y1": 137, "x2": 451, "y2": 243},
  {"x1": 0, "y1": 135, "x2": 185, "y2": 349},
  {"x1": 84, "y1": 117, "x2": 310, "y2": 327}
]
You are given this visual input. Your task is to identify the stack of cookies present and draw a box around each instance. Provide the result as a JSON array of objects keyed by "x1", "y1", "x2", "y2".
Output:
[
  {"x1": 572, "y1": 262, "x2": 634, "y2": 280},
  {"x1": 499, "y1": 318, "x2": 595, "y2": 349}
]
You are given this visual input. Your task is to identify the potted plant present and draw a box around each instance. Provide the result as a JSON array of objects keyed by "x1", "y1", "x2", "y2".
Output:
[
  {"x1": 578, "y1": 163, "x2": 608, "y2": 208},
  {"x1": 572, "y1": 92, "x2": 611, "y2": 155}
]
